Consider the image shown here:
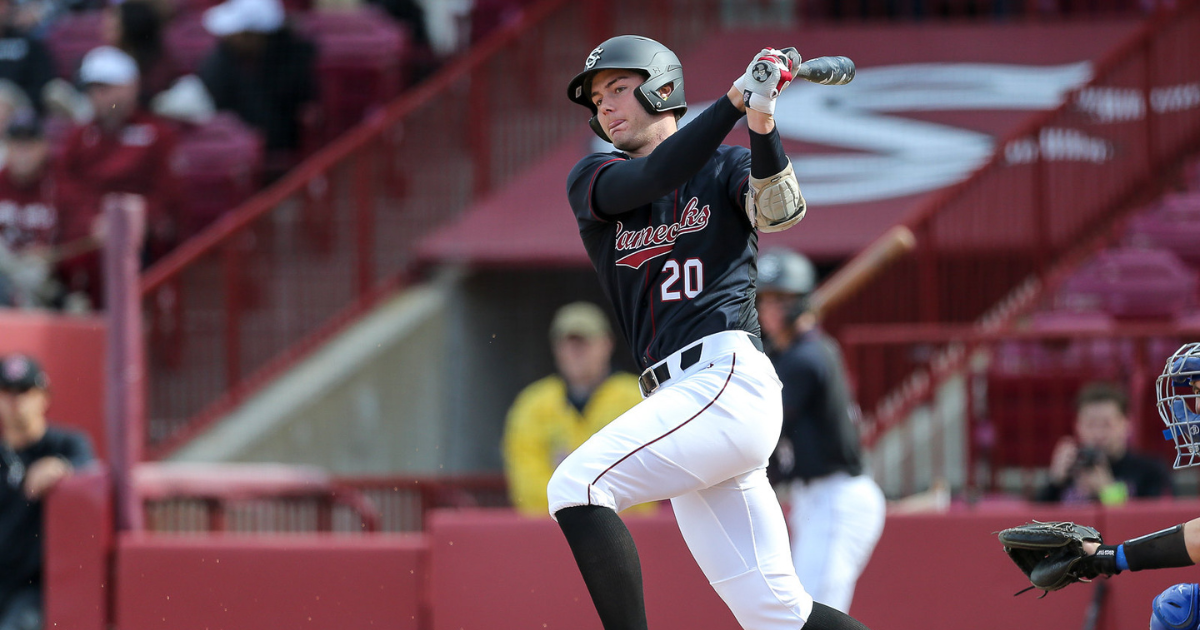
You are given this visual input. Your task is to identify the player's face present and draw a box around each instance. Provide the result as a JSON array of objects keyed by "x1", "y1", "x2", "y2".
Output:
[
  {"x1": 589, "y1": 69, "x2": 674, "y2": 156},
  {"x1": 756, "y1": 292, "x2": 791, "y2": 341},
  {"x1": 0, "y1": 388, "x2": 47, "y2": 437},
  {"x1": 1075, "y1": 400, "x2": 1130, "y2": 457}
]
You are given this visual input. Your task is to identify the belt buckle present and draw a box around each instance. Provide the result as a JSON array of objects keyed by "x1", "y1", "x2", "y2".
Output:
[{"x1": 638, "y1": 366, "x2": 660, "y2": 397}]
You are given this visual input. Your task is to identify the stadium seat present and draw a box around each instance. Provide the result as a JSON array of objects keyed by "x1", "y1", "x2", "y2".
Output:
[
  {"x1": 295, "y1": 8, "x2": 410, "y2": 142},
  {"x1": 991, "y1": 309, "x2": 1127, "y2": 376},
  {"x1": 1125, "y1": 196, "x2": 1200, "y2": 266},
  {"x1": 1054, "y1": 247, "x2": 1197, "y2": 320},
  {"x1": 45, "y1": 11, "x2": 106, "y2": 79},
  {"x1": 163, "y1": 13, "x2": 215, "y2": 75},
  {"x1": 172, "y1": 113, "x2": 264, "y2": 240}
]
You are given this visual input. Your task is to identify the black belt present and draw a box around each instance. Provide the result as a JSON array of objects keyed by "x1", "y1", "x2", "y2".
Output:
[{"x1": 639, "y1": 335, "x2": 764, "y2": 396}]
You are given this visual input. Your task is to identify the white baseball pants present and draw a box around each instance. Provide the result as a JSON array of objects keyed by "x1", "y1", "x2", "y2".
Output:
[
  {"x1": 548, "y1": 331, "x2": 815, "y2": 630},
  {"x1": 788, "y1": 472, "x2": 886, "y2": 614}
]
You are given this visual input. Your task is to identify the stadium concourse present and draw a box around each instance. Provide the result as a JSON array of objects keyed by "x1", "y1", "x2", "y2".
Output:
[{"x1": 0, "y1": 0, "x2": 1198, "y2": 628}]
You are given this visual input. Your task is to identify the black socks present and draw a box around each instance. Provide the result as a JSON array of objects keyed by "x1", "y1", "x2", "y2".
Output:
[
  {"x1": 555, "y1": 505, "x2": 648, "y2": 630},
  {"x1": 806, "y1": 602, "x2": 873, "y2": 630}
]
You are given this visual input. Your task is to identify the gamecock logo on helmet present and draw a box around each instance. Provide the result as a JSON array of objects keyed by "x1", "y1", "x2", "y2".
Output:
[{"x1": 585, "y1": 47, "x2": 603, "y2": 69}]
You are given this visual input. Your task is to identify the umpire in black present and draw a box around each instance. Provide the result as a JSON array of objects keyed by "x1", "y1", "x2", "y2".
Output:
[{"x1": 756, "y1": 248, "x2": 886, "y2": 614}]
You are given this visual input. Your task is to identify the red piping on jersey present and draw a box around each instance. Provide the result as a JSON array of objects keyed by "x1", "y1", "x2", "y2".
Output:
[
  {"x1": 644, "y1": 264, "x2": 655, "y2": 363},
  {"x1": 586, "y1": 353, "x2": 738, "y2": 506},
  {"x1": 587, "y1": 158, "x2": 624, "y2": 222}
]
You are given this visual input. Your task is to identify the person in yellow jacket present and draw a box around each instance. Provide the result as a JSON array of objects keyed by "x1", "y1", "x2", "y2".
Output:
[{"x1": 502, "y1": 301, "x2": 651, "y2": 516}]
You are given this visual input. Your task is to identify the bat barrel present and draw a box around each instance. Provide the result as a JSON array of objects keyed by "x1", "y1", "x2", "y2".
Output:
[{"x1": 797, "y1": 56, "x2": 856, "y2": 85}]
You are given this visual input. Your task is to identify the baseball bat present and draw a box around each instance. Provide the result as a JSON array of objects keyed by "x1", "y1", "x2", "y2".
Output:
[
  {"x1": 808, "y1": 225, "x2": 916, "y2": 320},
  {"x1": 1080, "y1": 580, "x2": 1107, "y2": 630},
  {"x1": 778, "y1": 49, "x2": 855, "y2": 86},
  {"x1": 795, "y1": 56, "x2": 856, "y2": 85}
]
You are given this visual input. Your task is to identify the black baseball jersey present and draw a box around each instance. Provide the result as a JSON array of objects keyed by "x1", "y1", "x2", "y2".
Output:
[
  {"x1": 0, "y1": 426, "x2": 93, "y2": 600},
  {"x1": 567, "y1": 99, "x2": 760, "y2": 369},
  {"x1": 769, "y1": 328, "x2": 865, "y2": 482}
]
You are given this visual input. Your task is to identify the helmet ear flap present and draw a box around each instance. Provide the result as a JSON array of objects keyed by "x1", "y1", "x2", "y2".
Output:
[{"x1": 588, "y1": 116, "x2": 611, "y2": 142}]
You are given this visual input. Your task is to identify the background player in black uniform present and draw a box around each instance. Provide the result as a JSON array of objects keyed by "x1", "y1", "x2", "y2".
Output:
[
  {"x1": 757, "y1": 248, "x2": 885, "y2": 614},
  {"x1": 0, "y1": 354, "x2": 93, "y2": 630},
  {"x1": 549, "y1": 35, "x2": 874, "y2": 630}
]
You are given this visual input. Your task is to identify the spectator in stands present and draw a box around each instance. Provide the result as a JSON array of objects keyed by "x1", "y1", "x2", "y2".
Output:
[
  {"x1": 0, "y1": 110, "x2": 62, "y2": 309},
  {"x1": 103, "y1": 0, "x2": 179, "y2": 107},
  {"x1": 0, "y1": 354, "x2": 93, "y2": 630},
  {"x1": 364, "y1": 0, "x2": 436, "y2": 81},
  {"x1": 0, "y1": 80, "x2": 31, "y2": 169},
  {"x1": 56, "y1": 46, "x2": 179, "y2": 307},
  {"x1": 0, "y1": 0, "x2": 55, "y2": 112},
  {"x1": 501, "y1": 302, "x2": 646, "y2": 517},
  {"x1": 198, "y1": 0, "x2": 316, "y2": 175},
  {"x1": 1036, "y1": 381, "x2": 1174, "y2": 504}
]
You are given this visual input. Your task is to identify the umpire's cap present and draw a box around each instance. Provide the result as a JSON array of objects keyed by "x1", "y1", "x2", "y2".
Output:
[
  {"x1": 567, "y1": 35, "x2": 687, "y2": 142},
  {"x1": 758, "y1": 249, "x2": 816, "y2": 296}
]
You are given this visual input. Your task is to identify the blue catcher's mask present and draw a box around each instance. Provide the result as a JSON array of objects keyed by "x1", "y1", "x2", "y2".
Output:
[
  {"x1": 1158, "y1": 344, "x2": 1200, "y2": 468},
  {"x1": 1151, "y1": 583, "x2": 1200, "y2": 630}
]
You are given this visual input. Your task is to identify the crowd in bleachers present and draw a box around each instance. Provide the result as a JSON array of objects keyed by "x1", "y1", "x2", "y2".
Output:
[{"x1": 0, "y1": 0, "x2": 538, "y2": 312}]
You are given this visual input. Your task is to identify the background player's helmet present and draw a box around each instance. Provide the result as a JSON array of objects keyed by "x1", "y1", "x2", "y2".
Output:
[
  {"x1": 567, "y1": 35, "x2": 687, "y2": 142},
  {"x1": 757, "y1": 249, "x2": 817, "y2": 318},
  {"x1": 1156, "y1": 343, "x2": 1200, "y2": 469},
  {"x1": 758, "y1": 249, "x2": 816, "y2": 295},
  {"x1": 1151, "y1": 583, "x2": 1200, "y2": 630}
]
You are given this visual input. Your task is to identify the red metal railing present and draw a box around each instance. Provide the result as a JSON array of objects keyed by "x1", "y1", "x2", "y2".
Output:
[
  {"x1": 824, "y1": 0, "x2": 1200, "y2": 408},
  {"x1": 844, "y1": 323, "x2": 1200, "y2": 497}
]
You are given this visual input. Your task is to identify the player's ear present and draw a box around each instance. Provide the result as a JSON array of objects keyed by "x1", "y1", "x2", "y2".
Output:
[{"x1": 657, "y1": 82, "x2": 674, "y2": 100}]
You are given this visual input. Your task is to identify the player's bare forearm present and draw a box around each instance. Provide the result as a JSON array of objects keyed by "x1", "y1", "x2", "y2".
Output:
[
  {"x1": 726, "y1": 86, "x2": 745, "y2": 112},
  {"x1": 747, "y1": 109, "x2": 775, "y2": 134},
  {"x1": 725, "y1": 87, "x2": 776, "y2": 133},
  {"x1": 1186, "y1": 518, "x2": 1200, "y2": 563}
]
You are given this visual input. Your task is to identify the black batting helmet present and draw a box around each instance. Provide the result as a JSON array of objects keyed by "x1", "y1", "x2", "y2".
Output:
[{"x1": 567, "y1": 35, "x2": 687, "y2": 142}]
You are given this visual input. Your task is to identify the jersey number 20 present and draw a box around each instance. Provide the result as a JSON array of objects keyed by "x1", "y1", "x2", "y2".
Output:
[{"x1": 661, "y1": 259, "x2": 703, "y2": 301}]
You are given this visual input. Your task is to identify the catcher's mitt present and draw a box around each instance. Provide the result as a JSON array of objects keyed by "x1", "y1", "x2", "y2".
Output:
[{"x1": 998, "y1": 521, "x2": 1104, "y2": 596}]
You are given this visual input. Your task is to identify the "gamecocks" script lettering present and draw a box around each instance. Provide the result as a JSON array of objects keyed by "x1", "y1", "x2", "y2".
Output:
[{"x1": 614, "y1": 197, "x2": 711, "y2": 269}]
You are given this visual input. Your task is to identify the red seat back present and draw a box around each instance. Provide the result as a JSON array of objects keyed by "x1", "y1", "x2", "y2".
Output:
[
  {"x1": 173, "y1": 113, "x2": 264, "y2": 238},
  {"x1": 45, "y1": 11, "x2": 106, "y2": 79}
]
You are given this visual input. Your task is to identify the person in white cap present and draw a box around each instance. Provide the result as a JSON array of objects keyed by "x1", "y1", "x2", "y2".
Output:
[
  {"x1": 54, "y1": 46, "x2": 182, "y2": 308},
  {"x1": 197, "y1": 0, "x2": 315, "y2": 175}
]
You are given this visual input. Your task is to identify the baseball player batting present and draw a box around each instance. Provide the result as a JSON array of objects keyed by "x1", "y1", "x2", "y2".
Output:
[
  {"x1": 552, "y1": 35, "x2": 873, "y2": 630},
  {"x1": 997, "y1": 343, "x2": 1200, "y2": 627}
]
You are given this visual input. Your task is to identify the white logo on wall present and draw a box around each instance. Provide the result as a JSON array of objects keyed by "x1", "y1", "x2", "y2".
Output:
[{"x1": 593, "y1": 62, "x2": 1098, "y2": 205}]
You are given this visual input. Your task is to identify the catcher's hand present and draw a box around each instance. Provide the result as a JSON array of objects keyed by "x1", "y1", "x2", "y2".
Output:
[{"x1": 998, "y1": 521, "x2": 1108, "y2": 596}]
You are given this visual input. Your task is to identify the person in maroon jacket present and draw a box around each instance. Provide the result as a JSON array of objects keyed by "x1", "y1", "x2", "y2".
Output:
[
  {"x1": 0, "y1": 110, "x2": 60, "y2": 308},
  {"x1": 56, "y1": 46, "x2": 179, "y2": 308}
]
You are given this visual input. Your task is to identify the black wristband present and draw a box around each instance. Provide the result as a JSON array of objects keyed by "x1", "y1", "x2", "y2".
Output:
[
  {"x1": 749, "y1": 127, "x2": 788, "y2": 179},
  {"x1": 1079, "y1": 544, "x2": 1120, "y2": 578},
  {"x1": 1124, "y1": 524, "x2": 1194, "y2": 571}
]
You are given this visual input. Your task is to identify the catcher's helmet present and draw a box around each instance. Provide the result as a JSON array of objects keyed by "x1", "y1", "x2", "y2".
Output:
[
  {"x1": 758, "y1": 249, "x2": 816, "y2": 296},
  {"x1": 567, "y1": 35, "x2": 687, "y2": 142},
  {"x1": 1157, "y1": 343, "x2": 1200, "y2": 469},
  {"x1": 1152, "y1": 583, "x2": 1200, "y2": 630}
]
